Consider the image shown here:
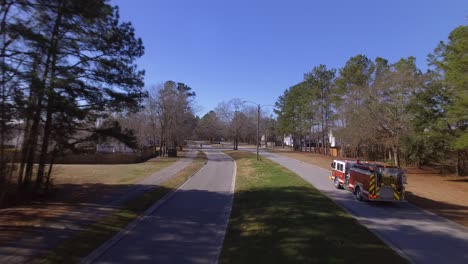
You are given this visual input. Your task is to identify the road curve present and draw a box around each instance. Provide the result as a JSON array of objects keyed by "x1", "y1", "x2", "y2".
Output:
[
  {"x1": 90, "y1": 150, "x2": 235, "y2": 264},
  {"x1": 259, "y1": 150, "x2": 468, "y2": 264}
]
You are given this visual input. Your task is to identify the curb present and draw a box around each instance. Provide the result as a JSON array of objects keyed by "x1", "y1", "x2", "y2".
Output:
[
  {"x1": 212, "y1": 152, "x2": 237, "y2": 264},
  {"x1": 80, "y1": 157, "x2": 208, "y2": 264}
]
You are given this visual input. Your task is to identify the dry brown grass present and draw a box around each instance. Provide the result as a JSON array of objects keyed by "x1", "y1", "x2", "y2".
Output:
[
  {"x1": 52, "y1": 156, "x2": 176, "y2": 185},
  {"x1": 268, "y1": 148, "x2": 468, "y2": 227},
  {"x1": 404, "y1": 167, "x2": 468, "y2": 227}
]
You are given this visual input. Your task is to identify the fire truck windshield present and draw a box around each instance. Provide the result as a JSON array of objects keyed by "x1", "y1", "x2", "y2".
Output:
[{"x1": 380, "y1": 167, "x2": 402, "y2": 176}]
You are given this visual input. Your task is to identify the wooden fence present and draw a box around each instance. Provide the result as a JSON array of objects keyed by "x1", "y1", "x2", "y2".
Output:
[{"x1": 5, "y1": 148, "x2": 157, "y2": 164}]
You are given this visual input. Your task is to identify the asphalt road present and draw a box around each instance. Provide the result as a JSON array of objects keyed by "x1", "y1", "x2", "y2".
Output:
[
  {"x1": 259, "y1": 150, "x2": 468, "y2": 264},
  {"x1": 90, "y1": 150, "x2": 235, "y2": 264}
]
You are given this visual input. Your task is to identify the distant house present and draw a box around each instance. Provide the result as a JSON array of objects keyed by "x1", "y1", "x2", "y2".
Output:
[
  {"x1": 260, "y1": 134, "x2": 275, "y2": 147},
  {"x1": 5, "y1": 131, "x2": 23, "y2": 148},
  {"x1": 283, "y1": 135, "x2": 293, "y2": 146},
  {"x1": 96, "y1": 141, "x2": 135, "y2": 153},
  {"x1": 328, "y1": 129, "x2": 340, "y2": 157},
  {"x1": 329, "y1": 129, "x2": 336, "y2": 148},
  {"x1": 5, "y1": 120, "x2": 24, "y2": 148}
]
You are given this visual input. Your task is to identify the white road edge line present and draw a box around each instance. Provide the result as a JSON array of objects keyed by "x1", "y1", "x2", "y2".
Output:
[
  {"x1": 80, "y1": 154, "x2": 208, "y2": 264},
  {"x1": 260, "y1": 151, "x2": 415, "y2": 264},
  {"x1": 213, "y1": 151, "x2": 237, "y2": 264}
]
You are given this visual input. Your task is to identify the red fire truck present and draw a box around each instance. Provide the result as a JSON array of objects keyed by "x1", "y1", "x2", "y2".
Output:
[
  {"x1": 331, "y1": 160, "x2": 406, "y2": 202},
  {"x1": 330, "y1": 159, "x2": 357, "y2": 189}
]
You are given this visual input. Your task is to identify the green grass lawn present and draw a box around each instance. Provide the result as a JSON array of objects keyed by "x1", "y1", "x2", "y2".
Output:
[{"x1": 220, "y1": 151, "x2": 407, "y2": 264}]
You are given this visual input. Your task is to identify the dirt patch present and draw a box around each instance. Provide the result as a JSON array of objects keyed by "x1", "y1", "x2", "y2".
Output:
[
  {"x1": 404, "y1": 168, "x2": 468, "y2": 227},
  {"x1": 0, "y1": 203, "x2": 74, "y2": 244},
  {"x1": 269, "y1": 149, "x2": 468, "y2": 228}
]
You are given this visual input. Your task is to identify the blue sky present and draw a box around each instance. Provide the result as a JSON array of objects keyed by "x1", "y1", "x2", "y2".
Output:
[{"x1": 111, "y1": 0, "x2": 467, "y2": 116}]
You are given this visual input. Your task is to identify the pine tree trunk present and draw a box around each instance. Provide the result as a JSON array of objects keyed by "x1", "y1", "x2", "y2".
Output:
[
  {"x1": 45, "y1": 151, "x2": 56, "y2": 192},
  {"x1": 36, "y1": 103, "x2": 53, "y2": 190},
  {"x1": 24, "y1": 0, "x2": 64, "y2": 188},
  {"x1": 159, "y1": 132, "x2": 163, "y2": 157},
  {"x1": 309, "y1": 127, "x2": 312, "y2": 152},
  {"x1": 18, "y1": 58, "x2": 40, "y2": 187},
  {"x1": 17, "y1": 119, "x2": 30, "y2": 186},
  {"x1": 38, "y1": 0, "x2": 67, "y2": 188},
  {"x1": 299, "y1": 135, "x2": 302, "y2": 152},
  {"x1": 0, "y1": 0, "x2": 12, "y2": 186},
  {"x1": 392, "y1": 145, "x2": 400, "y2": 167},
  {"x1": 23, "y1": 102, "x2": 42, "y2": 188},
  {"x1": 455, "y1": 150, "x2": 467, "y2": 176}
]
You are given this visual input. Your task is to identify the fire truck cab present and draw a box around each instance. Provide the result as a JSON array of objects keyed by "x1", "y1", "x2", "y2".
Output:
[{"x1": 330, "y1": 160, "x2": 356, "y2": 189}]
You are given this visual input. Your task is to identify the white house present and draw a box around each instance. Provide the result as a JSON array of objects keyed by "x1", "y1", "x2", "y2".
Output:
[
  {"x1": 96, "y1": 141, "x2": 135, "y2": 153},
  {"x1": 328, "y1": 129, "x2": 336, "y2": 147},
  {"x1": 5, "y1": 120, "x2": 24, "y2": 148},
  {"x1": 283, "y1": 135, "x2": 293, "y2": 146}
]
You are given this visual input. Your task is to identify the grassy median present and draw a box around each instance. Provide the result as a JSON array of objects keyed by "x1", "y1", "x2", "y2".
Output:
[
  {"x1": 220, "y1": 151, "x2": 406, "y2": 264},
  {"x1": 38, "y1": 151, "x2": 207, "y2": 264}
]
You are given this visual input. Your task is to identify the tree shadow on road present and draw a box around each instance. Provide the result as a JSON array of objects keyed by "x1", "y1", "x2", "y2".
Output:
[
  {"x1": 405, "y1": 191, "x2": 468, "y2": 227},
  {"x1": 0, "y1": 182, "x2": 171, "y2": 263},
  {"x1": 447, "y1": 178, "x2": 468, "y2": 183},
  {"x1": 1, "y1": 180, "x2": 468, "y2": 264}
]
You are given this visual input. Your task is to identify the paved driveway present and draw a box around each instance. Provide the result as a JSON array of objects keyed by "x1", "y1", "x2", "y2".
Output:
[
  {"x1": 90, "y1": 150, "x2": 235, "y2": 264},
  {"x1": 260, "y1": 150, "x2": 468, "y2": 264}
]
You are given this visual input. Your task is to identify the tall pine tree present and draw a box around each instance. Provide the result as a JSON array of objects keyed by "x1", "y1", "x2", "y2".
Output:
[{"x1": 13, "y1": 0, "x2": 145, "y2": 190}]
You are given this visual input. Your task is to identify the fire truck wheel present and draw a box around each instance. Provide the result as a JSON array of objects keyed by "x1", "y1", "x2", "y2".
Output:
[
  {"x1": 334, "y1": 178, "x2": 341, "y2": 189},
  {"x1": 355, "y1": 187, "x2": 363, "y2": 201}
]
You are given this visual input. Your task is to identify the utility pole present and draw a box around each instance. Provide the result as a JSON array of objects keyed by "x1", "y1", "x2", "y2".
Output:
[
  {"x1": 242, "y1": 100, "x2": 260, "y2": 160},
  {"x1": 257, "y1": 103, "x2": 260, "y2": 161},
  {"x1": 243, "y1": 100, "x2": 274, "y2": 161}
]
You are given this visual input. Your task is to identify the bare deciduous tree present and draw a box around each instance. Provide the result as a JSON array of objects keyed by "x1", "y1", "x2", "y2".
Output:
[{"x1": 215, "y1": 99, "x2": 251, "y2": 150}]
